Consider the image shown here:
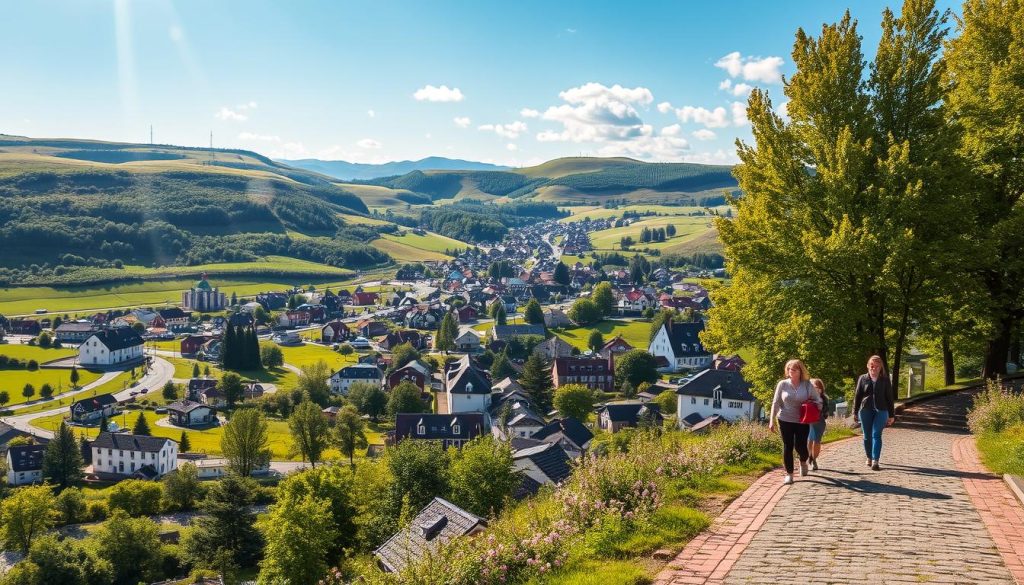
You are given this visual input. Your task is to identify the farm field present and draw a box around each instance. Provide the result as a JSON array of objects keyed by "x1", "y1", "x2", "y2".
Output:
[
  {"x1": 0, "y1": 367, "x2": 102, "y2": 407},
  {"x1": 0, "y1": 275, "x2": 362, "y2": 317},
  {"x1": 588, "y1": 216, "x2": 714, "y2": 251},
  {"x1": 552, "y1": 319, "x2": 652, "y2": 351},
  {"x1": 371, "y1": 237, "x2": 451, "y2": 261},
  {"x1": 382, "y1": 230, "x2": 470, "y2": 253},
  {"x1": 559, "y1": 204, "x2": 719, "y2": 223},
  {"x1": 338, "y1": 212, "x2": 392, "y2": 226}
]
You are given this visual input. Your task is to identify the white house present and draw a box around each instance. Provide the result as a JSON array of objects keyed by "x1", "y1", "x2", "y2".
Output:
[
  {"x1": 188, "y1": 457, "x2": 269, "y2": 479},
  {"x1": 453, "y1": 327, "x2": 481, "y2": 352},
  {"x1": 78, "y1": 328, "x2": 144, "y2": 367},
  {"x1": 445, "y1": 355, "x2": 492, "y2": 415},
  {"x1": 648, "y1": 320, "x2": 712, "y2": 372},
  {"x1": 616, "y1": 289, "x2": 654, "y2": 315},
  {"x1": 91, "y1": 432, "x2": 178, "y2": 479},
  {"x1": 675, "y1": 369, "x2": 759, "y2": 428},
  {"x1": 166, "y1": 400, "x2": 218, "y2": 428},
  {"x1": 6, "y1": 444, "x2": 45, "y2": 486},
  {"x1": 329, "y1": 363, "x2": 384, "y2": 395}
]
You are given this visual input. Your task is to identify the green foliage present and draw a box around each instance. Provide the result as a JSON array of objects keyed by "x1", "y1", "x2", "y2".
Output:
[
  {"x1": 182, "y1": 473, "x2": 264, "y2": 571},
  {"x1": 524, "y1": 298, "x2": 544, "y2": 325},
  {"x1": 161, "y1": 462, "x2": 204, "y2": 512},
  {"x1": 389, "y1": 342, "x2": 420, "y2": 372},
  {"x1": 275, "y1": 465, "x2": 358, "y2": 558},
  {"x1": 335, "y1": 405, "x2": 369, "y2": 466},
  {"x1": 387, "y1": 380, "x2": 427, "y2": 417},
  {"x1": 654, "y1": 390, "x2": 677, "y2": 416},
  {"x1": 296, "y1": 360, "x2": 332, "y2": 407},
  {"x1": 54, "y1": 487, "x2": 87, "y2": 525},
  {"x1": 435, "y1": 312, "x2": 459, "y2": 353},
  {"x1": 2, "y1": 533, "x2": 113, "y2": 585},
  {"x1": 588, "y1": 330, "x2": 605, "y2": 353},
  {"x1": 260, "y1": 344, "x2": 284, "y2": 368},
  {"x1": 179, "y1": 431, "x2": 191, "y2": 452},
  {"x1": 289, "y1": 399, "x2": 331, "y2": 466},
  {"x1": 161, "y1": 380, "x2": 178, "y2": 401},
  {"x1": 554, "y1": 384, "x2": 596, "y2": 422},
  {"x1": 257, "y1": 493, "x2": 338, "y2": 585},
  {"x1": 221, "y1": 408, "x2": 271, "y2": 476},
  {"x1": 90, "y1": 511, "x2": 163, "y2": 585},
  {"x1": 42, "y1": 421, "x2": 83, "y2": 489},
  {"x1": 384, "y1": 440, "x2": 450, "y2": 522},
  {"x1": 131, "y1": 411, "x2": 151, "y2": 436},
  {"x1": 967, "y1": 379, "x2": 1024, "y2": 435},
  {"x1": 347, "y1": 382, "x2": 388, "y2": 421},
  {"x1": 0, "y1": 485, "x2": 56, "y2": 552},
  {"x1": 591, "y1": 282, "x2": 616, "y2": 317},
  {"x1": 614, "y1": 350, "x2": 659, "y2": 389},
  {"x1": 107, "y1": 480, "x2": 162, "y2": 517},
  {"x1": 567, "y1": 298, "x2": 601, "y2": 326},
  {"x1": 554, "y1": 261, "x2": 571, "y2": 286},
  {"x1": 519, "y1": 353, "x2": 554, "y2": 413},
  {"x1": 649, "y1": 308, "x2": 677, "y2": 342},
  {"x1": 490, "y1": 350, "x2": 515, "y2": 382},
  {"x1": 448, "y1": 436, "x2": 519, "y2": 518}
]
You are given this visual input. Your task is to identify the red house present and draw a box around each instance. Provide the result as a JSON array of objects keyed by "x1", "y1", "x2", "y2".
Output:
[
  {"x1": 387, "y1": 362, "x2": 430, "y2": 391},
  {"x1": 180, "y1": 335, "x2": 211, "y2": 357},
  {"x1": 455, "y1": 305, "x2": 478, "y2": 323},
  {"x1": 321, "y1": 321, "x2": 350, "y2": 343},
  {"x1": 351, "y1": 292, "x2": 379, "y2": 306},
  {"x1": 552, "y1": 356, "x2": 615, "y2": 392},
  {"x1": 7, "y1": 319, "x2": 41, "y2": 335}
]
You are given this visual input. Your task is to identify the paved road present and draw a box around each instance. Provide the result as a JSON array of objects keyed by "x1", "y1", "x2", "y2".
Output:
[{"x1": 0, "y1": 356, "x2": 175, "y2": 439}]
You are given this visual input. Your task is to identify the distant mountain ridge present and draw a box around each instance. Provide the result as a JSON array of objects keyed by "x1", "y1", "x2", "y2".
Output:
[{"x1": 281, "y1": 156, "x2": 510, "y2": 181}]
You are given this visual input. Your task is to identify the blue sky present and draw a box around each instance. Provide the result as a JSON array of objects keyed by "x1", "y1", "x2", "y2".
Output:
[{"x1": 0, "y1": 0, "x2": 957, "y2": 166}]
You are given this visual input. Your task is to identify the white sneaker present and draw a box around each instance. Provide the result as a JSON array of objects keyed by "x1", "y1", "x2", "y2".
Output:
[
  {"x1": 799, "y1": 461, "x2": 809, "y2": 477},
  {"x1": 783, "y1": 474, "x2": 793, "y2": 485}
]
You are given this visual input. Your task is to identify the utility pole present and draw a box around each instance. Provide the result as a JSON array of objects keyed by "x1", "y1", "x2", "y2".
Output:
[
  {"x1": 150, "y1": 125, "x2": 153, "y2": 145},
  {"x1": 210, "y1": 131, "x2": 215, "y2": 160}
]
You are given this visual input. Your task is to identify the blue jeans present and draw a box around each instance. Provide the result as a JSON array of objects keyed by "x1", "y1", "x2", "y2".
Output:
[{"x1": 859, "y1": 409, "x2": 889, "y2": 461}]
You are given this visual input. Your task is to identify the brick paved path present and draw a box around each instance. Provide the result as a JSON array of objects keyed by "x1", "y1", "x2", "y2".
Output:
[{"x1": 656, "y1": 423, "x2": 1023, "y2": 584}]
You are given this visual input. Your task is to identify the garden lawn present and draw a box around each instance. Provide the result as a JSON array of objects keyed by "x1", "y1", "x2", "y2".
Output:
[
  {"x1": 10, "y1": 370, "x2": 135, "y2": 416},
  {"x1": 0, "y1": 344, "x2": 77, "y2": 362},
  {"x1": 381, "y1": 230, "x2": 470, "y2": 253},
  {"x1": 976, "y1": 425, "x2": 1024, "y2": 477},
  {"x1": 164, "y1": 357, "x2": 298, "y2": 394},
  {"x1": 275, "y1": 342, "x2": 358, "y2": 371},
  {"x1": 552, "y1": 319, "x2": 651, "y2": 351},
  {"x1": 0, "y1": 368, "x2": 102, "y2": 407}
]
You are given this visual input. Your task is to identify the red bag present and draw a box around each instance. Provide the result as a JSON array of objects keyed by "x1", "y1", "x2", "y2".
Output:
[{"x1": 799, "y1": 400, "x2": 821, "y2": 424}]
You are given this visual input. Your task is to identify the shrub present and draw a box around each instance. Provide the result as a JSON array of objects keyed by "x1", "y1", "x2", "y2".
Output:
[
  {"x1": 968, "y1": 379, "x2": 1024, "y2": 434},
  {"x1": 27, "y1": 359, "x2": 39, "y2": 371},
  {"x1": 87, "y1": 500, "x2": 109, "y2": 522}
]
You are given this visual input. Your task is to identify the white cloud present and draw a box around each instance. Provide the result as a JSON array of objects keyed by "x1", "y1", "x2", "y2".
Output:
[
  {"x1": 537, "y1": 82, "x2": 654, "y2": 143},
  {"x1": 682, "y1": 148, "x2": 740, "y2": 165},
  {"x1": 730, "y1": 83, "x2": 753, "y2": 97},
  {"x1": 413, "y1": 84, "x2": 465, "y2": 102},
  {"x1": 674, "y1": 106, "x2": 730, "y2": 128},
  {"x1": 357, "y1": 138, "x2": 382, "y2": 149},
  {"x1": 520, "y1": 108, "x2": 540, "y2": 118},
  {"x1": 215, "y1": 107, "x2": 247, "y2": 122},
  {"x1": 714, "y1": 51, "x2": 784, "y2": 84},
  {"x1": 657, "y1": 101, "x2": 674, "y2": 114},
  {"x1": 777, "y1": 101, "x2": 790, "y2": 120},
  {"x1": 507, "y1": 143, "x2": 518, "y2": 151},
  {"x1": 719, "y1": 79, "x2": 732, "y2": 90},
  {"x1": 660, "y1": 124, "x2": 682, "y2": 137},
  {"x1": 596, "y1": 124, "x2": 691, "y2": 160},
  {"x1": 367, "y1": 109, "x2": 376, "y2": 118},
  {"x1": 559, "y1": 82, "x2": 653, "y2": 106},
  {"x1": 478, "y1": 121, "x2": 528, "y2": 139},
  {"x1": 731, "y1": 101, "x2": 749, "y2": 126},
  {"x1": 237, "y1": 132, "x2": 280, "y2": 142},
  {"x1": 453, "y1": 116, "x2": 472, "y2": 128},
  {"x1": 692, "y1": 129, "x2": 717, "y2": 141}
]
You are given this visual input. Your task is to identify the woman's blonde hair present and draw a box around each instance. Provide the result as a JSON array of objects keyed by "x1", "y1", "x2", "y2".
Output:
[
  {"x1": 784, "y1": 359, "x2": 810, "y2": 382},
  {"x1": 810, "y1": 378, "x2": 825, "y2": 394},
  {"x1": 867, "y1": 355, "x2": 886, "y2": 374}
]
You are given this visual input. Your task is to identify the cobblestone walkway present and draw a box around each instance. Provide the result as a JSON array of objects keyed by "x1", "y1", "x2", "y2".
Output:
[{"x1": 656, "y1": 425, "x2": 1022, "y2": 584}]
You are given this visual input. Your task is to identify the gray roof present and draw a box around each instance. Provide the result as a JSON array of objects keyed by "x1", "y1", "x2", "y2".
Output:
[
  {"x1": 71, "y1": 393, "x2": 118, "y2": 414},
  {"x1": 374, "y1": 497, "x2": 487, "y2": 573},
  {"x1": 531, "y1": 417, "x2": 593, "y2": 450},
  {"x1": 91, "y1": 432, "x2": 172, "y2": 453},
  {"x1": 55, "y1": 322, "x2": 97, "y2": 333},
  {"x1": 333, "y1": 364, "x2": 384, "y2": 380},
  {"x1": 513, "y1": 442, "x2": 573, "y2": 484},
  {"x1": 88, "y1": 327, "x2": 144, "y2": 351},
  {"x1": 166, "y1": 400, "x2": 214, "y2": 414},
  {"x1": 675, "y1": 369, "x2": 756, "y2": 402},
  {"x1": 599, "y1": 402, "x2": 663, "y2": 425},
  {"x1": 445, "y1": 355, "x2": 491, "y2": 395},
  {"x1": 662, "y1": 320, "x2": 707, "y2": 357}
]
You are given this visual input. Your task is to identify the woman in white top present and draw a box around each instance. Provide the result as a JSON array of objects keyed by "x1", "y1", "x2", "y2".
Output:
[{"x1": 769, "y1": 359, "x2": 823, "y2": 485}]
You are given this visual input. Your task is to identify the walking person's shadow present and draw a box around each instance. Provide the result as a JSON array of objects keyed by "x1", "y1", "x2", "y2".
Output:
[{"x1": 800, "y1": 475, "x2": 952, "y2": 499}]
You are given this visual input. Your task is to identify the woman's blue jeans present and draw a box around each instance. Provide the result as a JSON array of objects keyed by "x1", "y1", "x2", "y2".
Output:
[{"x1": 859, "y1": 409, "x2": 889, "y2": 461}]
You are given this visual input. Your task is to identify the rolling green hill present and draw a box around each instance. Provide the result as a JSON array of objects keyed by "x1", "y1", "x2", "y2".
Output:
[{"x1": 0, "y1": 135, "x2": 390, "y2": 287}]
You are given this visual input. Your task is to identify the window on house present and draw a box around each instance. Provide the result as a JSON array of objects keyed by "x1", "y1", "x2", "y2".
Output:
[
  {"x1": 453, "y1": 424, "x2": 461, "y2": 434},
  {"x1": 703, "y1": 399, "x2": 709, "y2": 405},
  {"x1": 691, "y1": 397, "x2": 696, "y2": 404}
]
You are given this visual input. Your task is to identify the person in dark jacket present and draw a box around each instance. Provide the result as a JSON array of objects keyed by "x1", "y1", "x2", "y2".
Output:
[
  {"x1": 807, "y1": 378, "x2": 828, "y2": 470},
  {"x1": 853, "y1": 355, "x2": 895, "y2": 471}
]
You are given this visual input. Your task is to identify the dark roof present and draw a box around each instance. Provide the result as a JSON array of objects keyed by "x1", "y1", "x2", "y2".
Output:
[
  {"x1": 333, "y1": 364, "x2": 383, "y2": 379},
  {"x1": 375, "y1": 497, "x2": 487, "y2": 573},
  {"x1": 89, "y1": 327, "x2": 143, "y2": 351},
  {"x1": 515, "y1": 475, "x2": 544, "y2": 499},
  {"x1": 445, "y1": 355, "x2": 491, "y2": 395},
  {"x1": 91, "y1": 432, "x2": 172, "y2": 453},
  {"x1": 675, "y1": 369, "x2": 756, "y2": 402},
  {"x1": 55, "y1": 322, "x2": 97, "y2": 333},
  {"x1": 492, "y1": 324, "x2": 546, "y2": 339},
  {"x1": 71, "y1": 393, "x2": 118, "y2": 414},
  {"x1": 531, "y1": 417, "x2": 593, "y2": 450},
  {"x1": 513, "y1": 442, "x2": 573, "y2": 484},
  {"x1": 157, "y1": 307, "x2": 188, "y2": 319},
  {"x1": 662, "y1": 320, "x2": 707, "y2": 357},
  {"x1": 7, "y1": 444, "x2": 45, "y2": 472},
  {"x1": 680, "y1": 412, "x2": 706, "y2": 427},
  {"x1": 553, "y1": 356, "x2": 613, "y2": 377},
  {"x1": 599, "y1": 402, "x2": 663, "y2": 424},
  {"x1": 166, "y1": 400, "x2": 214, "y2": 414},
  {"x1": 188, "y1": 378, "x2": 218, "y2": 392},
  {"x1": 689, "y1": 414, "x2": 725, "y2": 433},
  {"x1": 510, "y1": 437, "x2": 546, "y2": 451},
  {"x1": 394, "y1": 413, "x2": 485, "y2": 442}
]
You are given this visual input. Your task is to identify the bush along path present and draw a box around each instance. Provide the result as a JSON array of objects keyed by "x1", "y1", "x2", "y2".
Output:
[{"x1": 656, "y1": 389, "x2": 1024, "y2": 585}]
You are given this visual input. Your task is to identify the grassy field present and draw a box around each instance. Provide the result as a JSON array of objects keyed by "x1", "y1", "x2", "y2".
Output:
[
  {"x1": 0, "y1": 276, "x2": 361, "y2": 317},
  {"x1": 559, "y1": 204, "x2": 722, "y2": 223},
  {"x1": 383, "y1": 230, "x2": 469, "y2": 253},
  {"x1": 9, "y1": 371, "x2": 135, "y2": 416},
  {"x1": 588, "y1": 216, "x2": 714, "y2": 251},
  {"x1": 371, "y1": 237, "x2": 451, "y2": 262},
  {"x1": 552, "y1": 319, "x2": 652, "y2": 351},
  {"x1": 0, "y1": 368, "x2": 103, "y2": 407},
  {"x1": 164, "y1": 356, "x2": 299, "y2": 393},
  {"x1": 276, "y1": 343, "x2": 358, "y2": 371},
  {"x1": 0, "y1": 344, "x2": 77, "y2": 362},
  {"x1": 976, "y1": 425, "x2": 1024, "y2": 476},
  {"x1": 338, "y1": 212, "x2": 393, "y2": 226}
]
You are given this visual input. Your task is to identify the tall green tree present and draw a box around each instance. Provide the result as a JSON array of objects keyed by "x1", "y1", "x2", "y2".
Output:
[
  {"x1": 69, "y1": 366, "x2": 80, "y2": 388},
  {"x1": 347, "y1": 382, "x2": 387, "y2": 421},
  {"x1": 567, "y1": 298, "x2": 601, "y2": 326},
  {"x1": 334, "y1": 405, "x2": 368, "y2": 467},
  {"x1": 182, "y1": 473, "x2": 264, "y2": 570},
  {"x1": 42, "y1": 421, "x2": 84, "y2": 489},
  {"x1": 945, "y1": 0, "x2": 1024, "y2": 377},
  {"x1": 288, "y1": 400, "x2": 331, "y2": 467},
  {"x1": 435, "y1": 312, "x2": 458, "y2": 353},
  {"x1": 276, "y1": 465, "x2": 358, "y2": 557},
  {"x1": 615, "y1": 349, "x2": 660, "y2": 389},
  {"x1": 0, "y1": 485, "x2": 55, "y2": 552},
  {"x1": 553, "y1": 261, "x2": 571, "y2": 285},
  {"x1": 162, "y1": 462, "x2": 203, "y2": 511},
  {"x1": 519, "y1": 352, "x2": 554, "y2": 413},
  {"x1": 588, "y1": 330, "x2": 605, "y2": 353},
  {"x1": 448, "y1": 437, "x2": 519, "y2": 518},
  {"x1": 179, "y1": 431, "x2": 191, "y2": 452},
  {"x1": 257, "y1": 494, "x2": 337, "y2": 585},
  {"x1": 220, "y1": 371, "x2": 245, "y2": 409},
  {"x1": 591, "y1": 281, "x2": 616, "y2": 317},
  {"x1": 90, "y1": 511, "x2": 163, "y2": 585},
  {"x1": 386, "y1": 380, "x2": 426, "y2": 417},
  {"x1": 221, "y1": 408, "x2": 271, "y2": 477},
  {"x1": 384, "y1": 440, "x2": 450, "y2": 521},
  {"x1": 553, "y1": 384, "x2": 596, "y2": 421},
  {"x1": 131, "y1": 412, "x2": 151, "y2": 436},
  {"x1": 389, "y1": 342, "x2": 420, "y2": 372},
  {"x1": 494, "y1": 303, "x2": 508, "y2": 326},
  {"x1": 703, "y1": 4, "x2": 960, "y2": 399},
  {"x1": 490, "y1": 349, "x2": 515, "y2": 381},
  {"x1": 523, "y1": 298, "x2": 545, "y2": 325},
  {"x1": 296, "y1": 360, "x2": 332, "y2": 406}
]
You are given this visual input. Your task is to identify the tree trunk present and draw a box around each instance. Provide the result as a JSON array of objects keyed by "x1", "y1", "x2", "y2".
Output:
[
  {"x1": 982, "y1": 315, "x2": 1014, "y2": 379},
  {"x1": 941, "y1": 335, "x2": 955, "y2": 386}
]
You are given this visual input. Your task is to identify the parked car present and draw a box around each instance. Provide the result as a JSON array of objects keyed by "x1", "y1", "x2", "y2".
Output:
[{"x1": 350, "y1": 336, "x2": 372, "y2": 349}]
